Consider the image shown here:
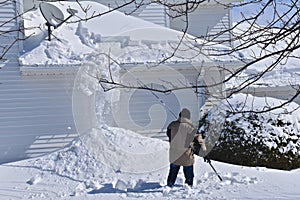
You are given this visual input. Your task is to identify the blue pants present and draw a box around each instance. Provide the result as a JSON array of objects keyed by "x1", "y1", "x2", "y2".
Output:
[{"x1": 167, "y1": 163, "x2": 194, "y2": 187}]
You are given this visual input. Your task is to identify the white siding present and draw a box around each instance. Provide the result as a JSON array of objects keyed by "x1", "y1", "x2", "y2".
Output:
[
  {"x1": 169, "y1": 5, "x2": 232, "y2": 46},
  {"x1": 96, "y1": 1, "x2": 232, "y2": 45},
  {"x1": 243, "y1": 86, "x2": 300, "y2": 106},
  {"x1": 109, "y1": 63, "x2": 204, "y2": 140},
  {"x1": 95, "y1": 0, "x2": 168, "y2": 27},
  {"x1": 0, "y1": 1, "x2": 77, "y2": 164},
  {"x1": 0, "y1": 70, "x2": 78, "y2": 163}
]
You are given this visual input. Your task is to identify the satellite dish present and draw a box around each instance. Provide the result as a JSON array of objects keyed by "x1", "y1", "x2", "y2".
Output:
[
  {"x1": 40, "y1": 3, "x2": 64, "y2": 28},
  {"x1": 39, "y1": 3, "x2": 78, "y2": 41}
]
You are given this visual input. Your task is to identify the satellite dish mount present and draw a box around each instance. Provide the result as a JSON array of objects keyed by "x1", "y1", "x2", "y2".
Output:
[{"x1": 39, "y1": 3, "x2": 78, "y2": 41}]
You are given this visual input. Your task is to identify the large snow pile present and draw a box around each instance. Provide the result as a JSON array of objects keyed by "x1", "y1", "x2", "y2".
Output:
[
  {"x1": 204, "y1": 94, "x2": 300, "y2": 170},
  {"x1": 6, "y1": 135, "x2": 264, "y2": 199},
  {"x1": 31, "y1": 138, "x2": 166, "y2": 197}
]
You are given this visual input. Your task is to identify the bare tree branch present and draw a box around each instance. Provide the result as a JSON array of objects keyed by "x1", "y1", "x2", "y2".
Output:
[{"x1": 4, "y1": 0, "x2": 300, "y2": 115}]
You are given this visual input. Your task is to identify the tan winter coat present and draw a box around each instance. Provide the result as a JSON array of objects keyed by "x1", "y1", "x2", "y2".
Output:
[{"x1": 167, "y1": 117, "x2": 206, "y2": 166}]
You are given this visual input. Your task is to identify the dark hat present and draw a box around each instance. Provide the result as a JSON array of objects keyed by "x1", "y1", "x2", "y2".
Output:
[{"x1": 179, "y1": 108, "x2": 191, "y2": 119}]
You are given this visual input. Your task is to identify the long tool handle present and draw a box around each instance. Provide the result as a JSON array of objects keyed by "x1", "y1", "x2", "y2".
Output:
[{"x1": 208, "y1": 161, "x2": 223, "y2": 182}]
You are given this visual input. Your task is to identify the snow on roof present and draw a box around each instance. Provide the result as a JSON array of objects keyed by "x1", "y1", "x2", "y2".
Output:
[
  {"x1": 19, "y1": 1, "x2": 300, "y2": 88},
  {"x1": 19, "y1": 1, "x2": 243, "y2": 67},
  {"x1": 227, "y1": 22, "x2": 300, "y2": 88}
]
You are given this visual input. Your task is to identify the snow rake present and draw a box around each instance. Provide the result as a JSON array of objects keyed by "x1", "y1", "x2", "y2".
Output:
[{"x1": 204, "y1": 157, "x2": 223, "y2": 182}]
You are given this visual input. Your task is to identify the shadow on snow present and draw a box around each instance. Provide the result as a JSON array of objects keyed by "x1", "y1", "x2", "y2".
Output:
[{"x1": 88, "y1": 182, "x2": 163, "y2": 194}]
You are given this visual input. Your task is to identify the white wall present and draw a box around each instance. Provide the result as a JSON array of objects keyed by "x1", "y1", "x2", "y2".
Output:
[
  {"x1": 95, "y1": 0, "x2": 168, "y2": 27},
  {"x1": 169, "y1": 5, "x2": 232, "y2": 46},
  {"x1": 1, "y1": 1, "x2": 78, "y2": 165},
  {"x1": 0, "y1": 66, "x2": 78, "y2": 164},
  {"x1": 23, "y1": 0, "x2": 37, "y2": 11}
]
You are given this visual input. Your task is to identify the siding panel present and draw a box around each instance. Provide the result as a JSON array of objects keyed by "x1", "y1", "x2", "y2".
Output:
[
  {"x1": 0, "y1": 1, "x2": 78, "y2": 164},
  {"x1": 169, "y1": 5, "x2": 232, "y2": 46},
  {"x1": 96, "y1": 0, "x2": 168, "y2": 26}
]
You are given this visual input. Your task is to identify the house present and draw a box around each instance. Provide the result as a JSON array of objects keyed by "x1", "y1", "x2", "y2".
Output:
[{"x1": 0, "y1": 0, "x2": 242, "y2": 164}]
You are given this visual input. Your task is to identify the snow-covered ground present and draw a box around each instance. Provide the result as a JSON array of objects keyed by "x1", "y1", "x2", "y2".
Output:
[
  {"x1": 1, "y1": 1, "x2": 300, "y2": 200},
  {"x1": 1, "y1": 137, "x2": 300, "y2": 200}
]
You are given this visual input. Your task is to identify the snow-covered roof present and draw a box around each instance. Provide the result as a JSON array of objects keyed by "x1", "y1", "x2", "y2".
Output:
[{"x1": 19, "y1": 1, "x2": 243, "y2": 70}]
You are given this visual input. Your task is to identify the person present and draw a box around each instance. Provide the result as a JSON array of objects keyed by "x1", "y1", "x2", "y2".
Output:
[{"x1": 166, "y1": 108, "x2": 206, "y2": 187}]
